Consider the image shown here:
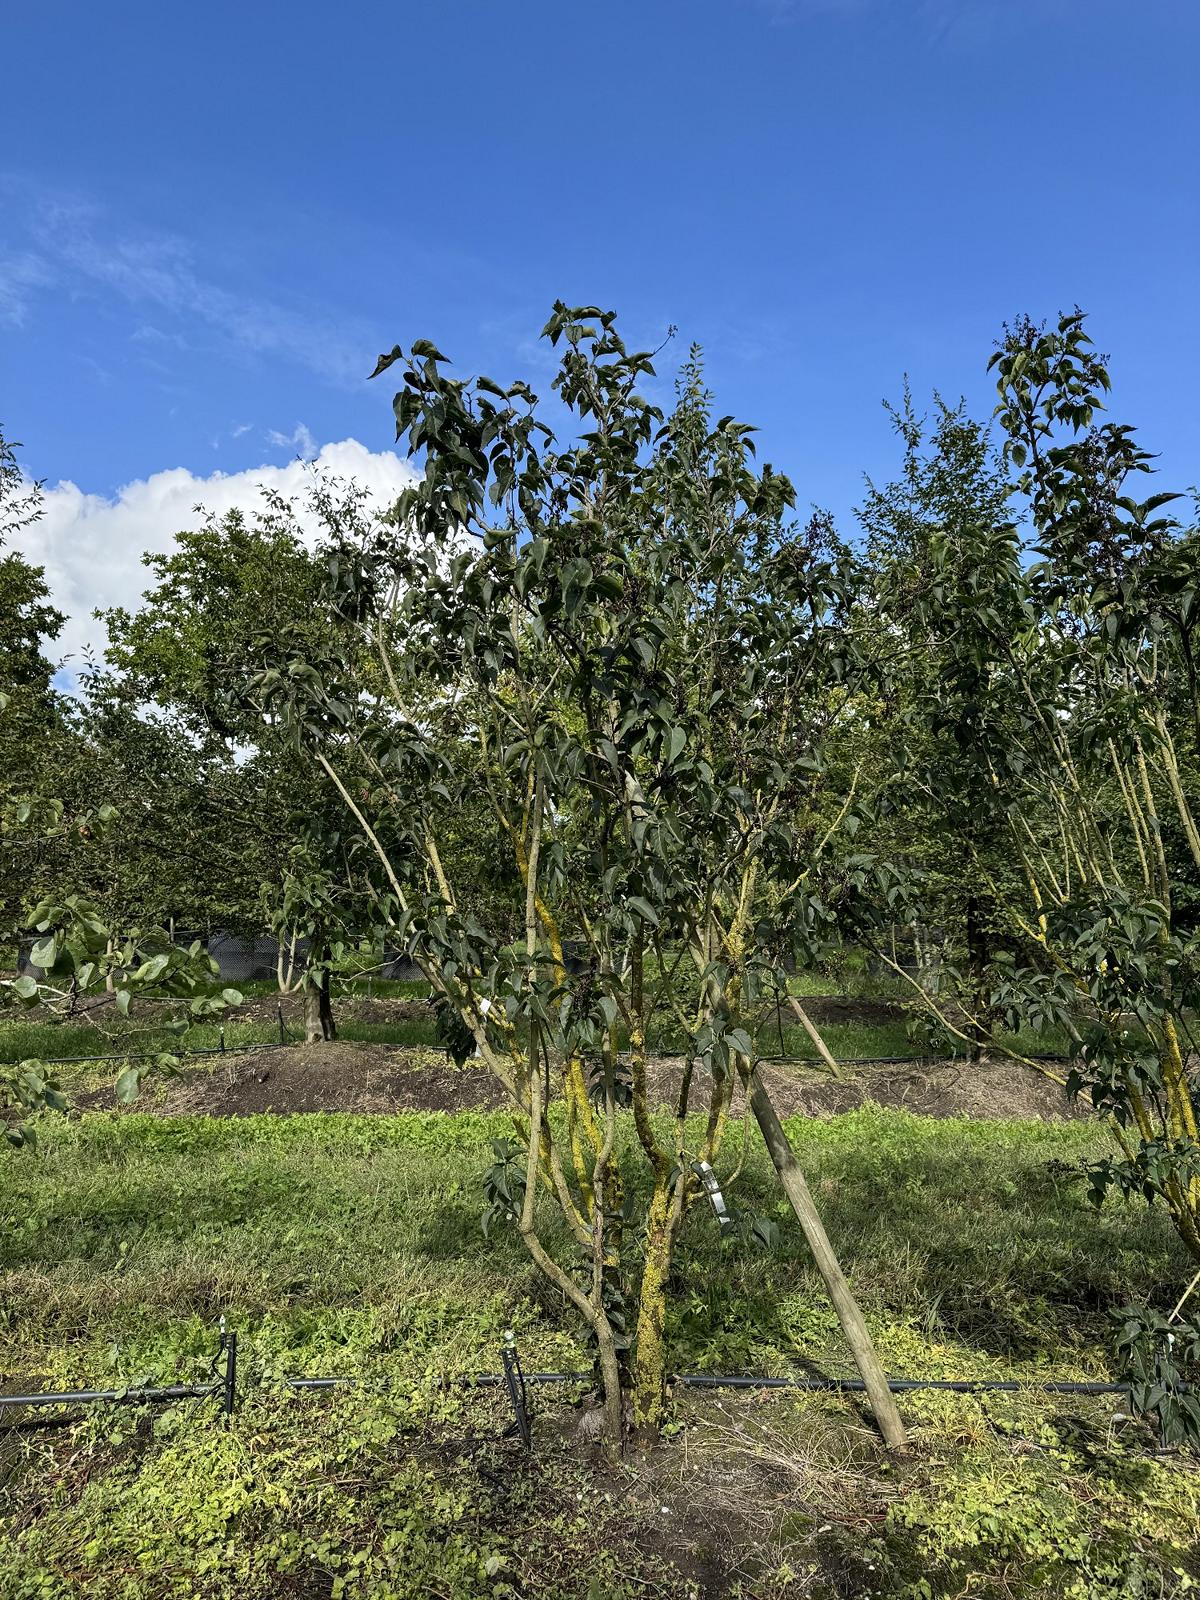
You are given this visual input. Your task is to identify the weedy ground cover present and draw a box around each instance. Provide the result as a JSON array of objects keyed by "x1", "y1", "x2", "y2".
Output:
[{"x1": 3, "y1": 1104, "x2": 1199, "y2": 1596}]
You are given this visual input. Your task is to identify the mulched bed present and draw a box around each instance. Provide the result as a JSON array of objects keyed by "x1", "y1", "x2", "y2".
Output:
[{"x1": 77, "y1": 1041, "x2": 1083, "y2": 1123}]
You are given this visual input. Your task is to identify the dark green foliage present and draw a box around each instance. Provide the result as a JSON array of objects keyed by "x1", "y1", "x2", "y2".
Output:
[{"x1": 1113, "y1": 1305, "x2": 1200, "y2": 1446}]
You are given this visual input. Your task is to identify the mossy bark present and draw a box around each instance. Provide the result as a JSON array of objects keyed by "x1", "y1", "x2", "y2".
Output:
[{"x1": 631, "y1": 1184, "x2": 675, "y2": 1429}]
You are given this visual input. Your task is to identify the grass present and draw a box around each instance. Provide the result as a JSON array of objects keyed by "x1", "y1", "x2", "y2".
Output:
[
  {"x1": 1, "y1": 948, "x2": 1078, "y2": 1072},
  {"x1": 0, "y1": 1015, "x2": 444, "y2": 1065},
  {"x1": 3, "y1": 1103, "x2": 1200, "y2": 1595},
  {"x1": 0, "y1": 1007, "x2": 1073, "y2": 1070},
  {"x1": 1, "y1": 1105, "x2": 1172, "y2": 1378}
]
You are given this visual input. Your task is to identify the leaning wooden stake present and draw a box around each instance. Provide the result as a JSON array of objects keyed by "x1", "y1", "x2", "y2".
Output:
[
  {"x1": 744, "y1": 1068, "x2": 908, "y2": 1450},
  {"x1": 787, "y1": 996, "x2": 848, "y2": 1081}
]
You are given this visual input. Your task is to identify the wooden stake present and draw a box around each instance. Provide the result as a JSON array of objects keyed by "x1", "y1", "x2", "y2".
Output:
[{"x1": 744, "y1": 1068, "x2": 907, "y2": 1450}]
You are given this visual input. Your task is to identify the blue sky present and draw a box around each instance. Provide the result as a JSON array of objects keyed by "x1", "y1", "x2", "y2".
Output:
[{"x1": 2, "y1": 0, "x2": 1197, "y2": 603}]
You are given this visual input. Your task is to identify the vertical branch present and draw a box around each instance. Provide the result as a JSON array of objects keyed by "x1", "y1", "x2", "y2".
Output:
[
  {"x1": 1109, "y1": 740, "x2": 1153, "y2": 893},
  {"x1": 521, "y1": 770, "x2": 545, "y2": 1224}
]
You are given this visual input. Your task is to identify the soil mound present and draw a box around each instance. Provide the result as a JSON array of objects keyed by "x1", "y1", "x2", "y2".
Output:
[{"x1": 77, "y1": 1043, "x2": 1083, "y2": 1123}]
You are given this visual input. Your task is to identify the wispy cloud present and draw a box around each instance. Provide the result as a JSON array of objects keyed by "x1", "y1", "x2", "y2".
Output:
[
  {"x1": 4, "y1": 186, "x2": 374, "y2": 386},
  {"x1": 740, "y1": 0, "x2": 870, "y2": 21},
  {"x1": 130, "y1": 323, "x2": 189, "y2": 349},
  {"x1": 266, "y1": 422, "x2": 318, "y2": 458},
  {"x1": 740, "y1": 0, "x2": 1056, "y2": 45},
  {"x1": 0, "y1": 250, "x2": 54, "y2": 327}
]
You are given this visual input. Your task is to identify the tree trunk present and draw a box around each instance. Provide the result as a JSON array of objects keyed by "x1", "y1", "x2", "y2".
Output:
[
  {"x1": 304, "y1": 955, "x2": 336, "y2": 1043},
  {"x1": 630, "y1": 1186, "x2": 674, "y2": 1429},
  {"x1": 965, "y1": 894, "x2": 992, "y2": 1061},
  {"x1": 744, "y1": 1068, "x2": 908, "y2": 1450}
]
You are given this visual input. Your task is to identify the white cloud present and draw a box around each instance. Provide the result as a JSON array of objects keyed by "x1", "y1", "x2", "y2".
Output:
[
  {"x1": 265, "y1": 422, "x2": 318, "y2": 458},
  {"x1": 13, "y1": 439, "x2": 417, "y2": 680}
]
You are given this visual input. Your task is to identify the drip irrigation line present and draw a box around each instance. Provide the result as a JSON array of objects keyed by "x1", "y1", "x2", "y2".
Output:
[
  {"x1": 674, "y1": 1375, "x2": 1129, "y2": 1394},
  {"x1": 15, "y1": 1038, "x2": 304, "y2": 1068},
  {"x1": 0, "y1": 1370, "x2": 1131, "y2": 1409},
  {"x1": 0, "y1": 1383, "x2": 221, "y2": 1407},
  {"x1": 573, "y1": 1045, "x2": 1074, "y2": 1070},
  {"x1": 657, "y1": 1049, "x2": 1072, "y2": 1068},
  {"x1": 280, "y1": 1373, "x2": 1130, "y2": 1396},
  {"x1": 8, "y1": 1039, "x2": 1071, "y2": 1071}
]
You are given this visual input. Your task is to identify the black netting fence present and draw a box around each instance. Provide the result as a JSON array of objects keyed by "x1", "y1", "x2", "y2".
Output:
[{"x1": 15, "y1": 931, "x2": 423, "y2": 985}]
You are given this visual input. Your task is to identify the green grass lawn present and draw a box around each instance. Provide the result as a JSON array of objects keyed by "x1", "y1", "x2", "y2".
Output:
[
  {"x1": 0, "y1": 1008, "x2": 1073, "y2": 1070},
  {"x1": 0, "y1": 1014, "x2": 443, "y2": 1065},
  {"x1": 2, "y1": 1104, "x2": 1199, "y2": 1597}
]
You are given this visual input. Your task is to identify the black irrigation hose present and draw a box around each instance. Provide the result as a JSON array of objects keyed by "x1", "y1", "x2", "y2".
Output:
[
  {"x1": 0, "y1": 1370, "x2": 1130, "y2": 1410},
  {"x1": 0, "y1": 1383, "x2": 221, "y2": 1407},
  {"x1": 286, "y1": 1373, "x2": 1129, "y2": 1395},
  {"x1": 11, "y1": 1041, "x2": 1072, "y2": 1071},
  {"x1": 674, "y1": 1375, "x2": 1128, "y2": 1394},
  {"x1": 677, "y1": 1050, "x2": 1072, "y2": 1068},
  {"x1": 15, "y1": 1039, "x2": 304, "y2": 1068}
]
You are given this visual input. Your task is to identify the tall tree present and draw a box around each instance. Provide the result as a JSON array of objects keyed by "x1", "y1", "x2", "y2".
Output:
[
  {"x1": 252, "y1": 310, "x2": 904, "y2": 1448},
  {"x1": 0, "y1": 425, "x2": 66, "y2": 944},
  {"x1": 0, "y1": 429, "x2": 243, "y2": 1138},
  {"x1": 102, "y1": 496, "x2": 363, "y2": 1023},
  {"x1": 858, "y1": 390, "x2": 1031, "y2": 1051},
  {"x1": 862, "y1": 313, "x2": 1200, "y2": 1432}
]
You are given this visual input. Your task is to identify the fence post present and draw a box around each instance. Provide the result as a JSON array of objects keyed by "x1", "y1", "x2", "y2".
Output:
[
  {"x1": 221, "y1": 1329, "x2": 238, "y2": 1418},
  {"x1": 500, "y1": 1330, "x2": 531, "y2": 1449}
]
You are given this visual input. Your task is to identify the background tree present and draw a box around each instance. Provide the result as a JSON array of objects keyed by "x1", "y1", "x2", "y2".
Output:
[
  {"x1": 101, "y1": 496, "x2": 356, "y2": 1025},
  {"x1": 0, "y1": 426, "x2": 243, "y2": 1135},
  {"x1": 0, "y1": 425, "x2": 67, "y2": 949},
  {"x1": 862, "y1": 313, "x2": 1200, "y2": 1427},
  {"x1": 857, "y1": 390, "x2": 1035, "y2": 1052},
  {"x1": 17, "y1": 672, "x2": 274, "y2": 937}
]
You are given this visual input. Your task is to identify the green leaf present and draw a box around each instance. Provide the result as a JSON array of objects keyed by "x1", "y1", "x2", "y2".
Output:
[
  {"x1": 726, "y1": 1028, "x2": 753, "y2": 1058},
  {"x1": 750, "y1": 1215, "x2": 780, "y2": 1251},
  {"x1": 115, "y1": 989, "x2": 131, "y2": 1017},
  {"x1": 368, "y1": 345, "x2": 404, "y2": 380},
  {"x1": 410, "y1": 338, "x2": 450, "y2": 362},
  {"x1": 114, "y1": 1067, "x2": 142, "y2": 1104},
  {"x1": 626, "y1": 897, "x2": 659, "y2": 927}
]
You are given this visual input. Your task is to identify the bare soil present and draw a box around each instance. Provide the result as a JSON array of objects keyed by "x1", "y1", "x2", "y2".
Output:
[
  {"x1": 80, "y1": 1040, "x2": 1083, "y2": 1122},
  {"x1": 784, "y1": 994, "x2": 906, "y2": 1027}
]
